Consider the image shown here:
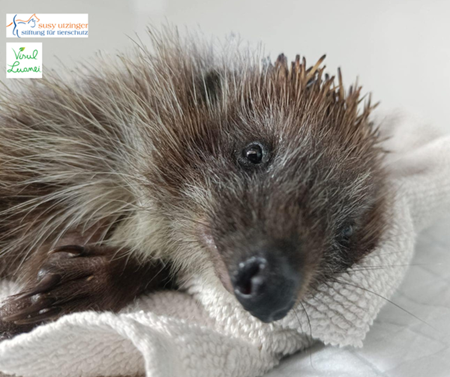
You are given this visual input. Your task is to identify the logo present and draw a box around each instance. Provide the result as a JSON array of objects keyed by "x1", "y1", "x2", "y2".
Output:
[
  {"x1": 6, "y1": 14, "x2": 40, "y2": 38},
  {"x1": 6, "y1": 43, "x2": 43, "y2": 78},
  {"x1": 6, "y1": 14, "x2": 88, "y2": 38}
]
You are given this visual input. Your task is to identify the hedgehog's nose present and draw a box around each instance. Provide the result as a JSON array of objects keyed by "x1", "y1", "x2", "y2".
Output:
[{"x1": 231, "y1": 252, "x2": 300, "y2": 323}]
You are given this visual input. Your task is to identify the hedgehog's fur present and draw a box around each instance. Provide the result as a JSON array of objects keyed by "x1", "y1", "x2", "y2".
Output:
[{"x1": 0, "y1": 28, "x2": 387, "y2": 330}]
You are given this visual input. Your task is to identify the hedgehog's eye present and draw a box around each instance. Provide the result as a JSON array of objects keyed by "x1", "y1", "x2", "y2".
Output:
[
  {"x1": 339, "y1": 223, "x2": 355, "y2": 244},
  {"x1": 244, "y1": 144, "x2": 263, "y2": 164},
  {"x1": 238, "y1": 142, "x2": 268, "y2": 168}
]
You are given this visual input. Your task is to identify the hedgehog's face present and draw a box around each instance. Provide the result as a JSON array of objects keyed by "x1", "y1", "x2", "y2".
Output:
[
  {"x1": 149, "y1": 61, "x2": 385, "y2": 323},
  {"x1": 190, "y1": 113, "x2": 385, "y2": 323}
]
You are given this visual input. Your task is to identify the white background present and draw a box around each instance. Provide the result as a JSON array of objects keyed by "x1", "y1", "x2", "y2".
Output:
[{"x1": 1, "y1": 0, "x2": 450, "y2": 130}]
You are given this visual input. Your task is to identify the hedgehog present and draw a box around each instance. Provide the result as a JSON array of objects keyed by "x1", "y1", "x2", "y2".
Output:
[{"x1": 0, "y1": 28, "x2": 387, "y2": 339}]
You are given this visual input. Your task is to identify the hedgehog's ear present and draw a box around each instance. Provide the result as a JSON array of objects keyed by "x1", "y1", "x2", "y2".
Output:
[{"x1": 197, "y1": 69, "x2": 223, "y2": 105}]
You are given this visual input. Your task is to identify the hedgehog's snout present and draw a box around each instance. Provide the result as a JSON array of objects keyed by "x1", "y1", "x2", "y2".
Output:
[{"x1": 231, "y1": 244, "x2": 301, "y2": 323}]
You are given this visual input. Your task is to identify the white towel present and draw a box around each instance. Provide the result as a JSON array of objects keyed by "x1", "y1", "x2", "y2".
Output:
[{"x1": 0, "y1": 109, "x2": 449, "y2": 377}]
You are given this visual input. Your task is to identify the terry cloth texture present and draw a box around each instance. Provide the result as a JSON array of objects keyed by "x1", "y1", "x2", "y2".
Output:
[{"x1": 0, "y1": 109, "x2": 449, "y2": 377}]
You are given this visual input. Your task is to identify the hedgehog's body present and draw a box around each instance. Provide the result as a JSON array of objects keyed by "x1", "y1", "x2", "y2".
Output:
[{"x1": 0, "y1": 30, "x2": 387, "y2": 337}]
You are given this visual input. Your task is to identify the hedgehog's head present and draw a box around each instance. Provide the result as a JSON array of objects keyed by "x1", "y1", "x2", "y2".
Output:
[{"x1": 147, "y1": 51, "x2": 386, "y2": 323}]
